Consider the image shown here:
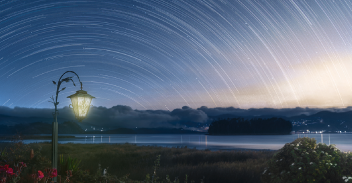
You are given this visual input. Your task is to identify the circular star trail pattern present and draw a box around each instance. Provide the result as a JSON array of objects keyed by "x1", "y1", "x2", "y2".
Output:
[{"x1": 1, "y1": 0, "x2": 352, "y2": 110}]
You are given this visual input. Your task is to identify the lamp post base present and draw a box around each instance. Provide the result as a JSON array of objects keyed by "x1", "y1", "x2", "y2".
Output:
[{"x1": 52, "y1": 121, "x2": 58, "y2": 182}]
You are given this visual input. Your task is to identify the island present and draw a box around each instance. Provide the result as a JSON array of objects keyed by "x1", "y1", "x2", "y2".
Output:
[{"x1": 208, "y1": 117, "x2": 292, "y2": 135}]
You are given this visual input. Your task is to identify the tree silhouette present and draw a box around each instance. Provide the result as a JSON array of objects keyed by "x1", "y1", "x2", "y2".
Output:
[{"x1": 208, "y1": 117, "x2": 292, "y2": 135}]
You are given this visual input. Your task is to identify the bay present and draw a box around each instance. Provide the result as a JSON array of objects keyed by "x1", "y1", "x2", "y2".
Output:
[{"x1": 2, "y1": 133, "x2": 352, "y2": 151}]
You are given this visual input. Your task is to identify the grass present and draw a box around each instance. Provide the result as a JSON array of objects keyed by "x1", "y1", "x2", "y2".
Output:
[{"x1": 3, "y1": 142, "x2": 276, "y2": 183}]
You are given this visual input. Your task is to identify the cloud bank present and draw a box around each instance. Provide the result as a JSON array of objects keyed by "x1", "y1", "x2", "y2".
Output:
[{"x1": 1, "y1": 105, "x2": 352, "y2": 129}]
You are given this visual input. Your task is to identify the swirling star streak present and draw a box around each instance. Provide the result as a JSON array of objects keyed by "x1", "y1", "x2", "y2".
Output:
[{"x1": 1, "y1": 0, "x2": 352, "y2": 110}]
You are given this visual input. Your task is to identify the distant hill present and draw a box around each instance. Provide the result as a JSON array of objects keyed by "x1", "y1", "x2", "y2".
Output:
[
  {"x1": 0, "y1": 121, "x2": 85, "y2": 134},
  {"x1": 208, "y1": 110, "x2": 352, "y2": 133},
  {"x1": 209, "y1": 114, "x2": 289, "y2": 120},
  {"x1": 0, "y1": 114, "x2": 69, "y2": 125},
  {"x1": 2, "y1": 109, "x2": 352, "y2": 135},
  {"x1": 208, "y1": 117, "x2": 292, "y2": 135},
  {"x1": 0, "y1": 121, "x2": 204, "y2": 135},
  {"x1": 103, "y1": 128, "x2": 204, "y2": 134},
  {"x1": 287, "y1": 110, "x2": 352, "y2": 132}
]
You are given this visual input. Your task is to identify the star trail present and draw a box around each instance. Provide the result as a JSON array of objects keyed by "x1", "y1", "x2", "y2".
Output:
[{"x1": 1, "y1": 0, "x2": 352, "y2": 111}]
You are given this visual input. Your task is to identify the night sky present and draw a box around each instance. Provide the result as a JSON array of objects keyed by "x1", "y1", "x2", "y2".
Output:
[{"x1": 1, "y1": 0, "x2": 352, "y2": 112}]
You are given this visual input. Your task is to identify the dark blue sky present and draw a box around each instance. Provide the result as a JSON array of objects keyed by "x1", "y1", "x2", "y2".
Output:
[{"x1": 1, "y1": 0, "x2": 352, "y2": 111}]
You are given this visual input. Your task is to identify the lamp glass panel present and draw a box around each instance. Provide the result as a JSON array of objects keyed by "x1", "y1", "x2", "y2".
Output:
[
  {"x1": 78, "y1": 96, "x2": 92, "y2": 117},
  {"x1": 70, "y1": 96, "x2": 79, "y2": 117}
]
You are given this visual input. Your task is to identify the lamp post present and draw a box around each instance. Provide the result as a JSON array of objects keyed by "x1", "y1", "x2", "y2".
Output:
[{"x1": 50, "y1": 71, "x2": 95, "y2": 182}]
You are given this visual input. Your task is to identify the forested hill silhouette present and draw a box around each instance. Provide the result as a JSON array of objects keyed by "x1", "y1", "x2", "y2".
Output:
[{"x1": 208, "y1": 117, "x2": 292, "y2": 135}]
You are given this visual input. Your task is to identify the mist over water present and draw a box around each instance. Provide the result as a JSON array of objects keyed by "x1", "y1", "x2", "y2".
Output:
[{"x1": 7, "y1": 134, "x2": 352, "y2": 152}]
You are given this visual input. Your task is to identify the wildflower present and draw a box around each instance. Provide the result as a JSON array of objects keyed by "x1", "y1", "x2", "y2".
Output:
[
  {"x1": 38, "y1": 170, "x2": 44, "y2": 180},
  {"x1": 50, "y1": 168, "x2": 58, "y2": 178},
  {"x1": 343, "y1": 176, "x2": 347, "y2": 179},
  {"x1": 321, "y1": 151, "x2": 324, "y2": 153},
  {"x1": 0, "y1": 165, "x2": 9, "y2": 172},
  {"x1": 306, "y1": 152, "x2": 309, "y2": 154},
  {"x1": 292, "y1": 163, "x2": 295, "y2": 166},
  {"x1": 310, "y1": 162, "x2": 313, "y2": 165},
  {"x1": 299, "y1": 167, "x2": 301, "y2": 170},
  {"x1": 6, "y1": 168, "x2": 15, "y2": 175},
  {"x1": 335, "y1": 164, "x2": 337, "y2": 166}
]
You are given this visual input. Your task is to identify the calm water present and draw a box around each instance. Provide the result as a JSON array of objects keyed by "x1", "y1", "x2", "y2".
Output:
[{"x1": 3, "y1": 133, "x2": 352, "y2": 151}]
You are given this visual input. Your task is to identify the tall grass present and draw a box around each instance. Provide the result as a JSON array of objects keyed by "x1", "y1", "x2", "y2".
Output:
[{"x1": 19, "y1": 142, "x2": 276, "y2": 183}]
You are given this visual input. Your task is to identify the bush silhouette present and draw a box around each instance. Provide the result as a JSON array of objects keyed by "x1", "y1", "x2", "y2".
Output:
[{"x1": 261, "y1": 137, "x2": 352, "y2": 183}]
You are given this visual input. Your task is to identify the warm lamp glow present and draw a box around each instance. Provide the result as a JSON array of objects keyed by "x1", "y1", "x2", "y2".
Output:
[{"x1": 67, "y1": 90, "x2": 95, "y2": 122}]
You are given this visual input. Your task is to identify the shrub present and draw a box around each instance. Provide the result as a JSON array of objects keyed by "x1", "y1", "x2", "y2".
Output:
[{"x1": 261, "y1": 137, "x2": 351, "y2": 183}]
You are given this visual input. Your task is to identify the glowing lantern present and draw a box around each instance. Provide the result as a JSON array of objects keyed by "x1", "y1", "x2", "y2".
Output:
[{"x1": 67, "y1": 90, "x2": 95, "y2": 122}]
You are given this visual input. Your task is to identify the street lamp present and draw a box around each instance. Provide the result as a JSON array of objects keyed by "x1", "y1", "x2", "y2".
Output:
[
  {"x1": 67, "y1": 90, "x2": 95, "y2": 122},
  {"x1": 50, "y1": 71, "x2": 95, "y2": 182}
]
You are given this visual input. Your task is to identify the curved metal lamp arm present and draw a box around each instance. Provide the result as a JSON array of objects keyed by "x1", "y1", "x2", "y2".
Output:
[{"x1": 54, "y1": 71, "x2": 82, "y2": 107}]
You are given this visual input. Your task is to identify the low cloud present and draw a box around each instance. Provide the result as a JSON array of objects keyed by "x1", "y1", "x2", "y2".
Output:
[
  {"x1": 198, "y1": 106, "x2": 352, "y2": 117},
  {"x1": 0, "y1": 105, "x2": 209, "y2": 129},
  {"x1": 1, "y1": 105, "x2": 352, "y2": 129}
]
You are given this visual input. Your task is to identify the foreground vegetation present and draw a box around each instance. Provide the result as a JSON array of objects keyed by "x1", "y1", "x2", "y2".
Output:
[
  {"x1": 262, "y1": 137, "x2": 352, "y2": 183},
  {"x1": 3, "y1": 136, "x2": 352, "y2": 182},
  {"x1": 0, "y1": 137, "x2": 276, "y2": 183}
]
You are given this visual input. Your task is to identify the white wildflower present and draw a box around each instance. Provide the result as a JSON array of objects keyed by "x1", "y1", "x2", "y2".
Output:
[
  {"x1": 310, "y1": 162, "x2": 313, "y2": 165},
  {"x1": 298, "y1": 167, "x2": 301, "y2": 170},
  {"x1": 292, "y1": 163, "x2": 294, "y2": 166}
]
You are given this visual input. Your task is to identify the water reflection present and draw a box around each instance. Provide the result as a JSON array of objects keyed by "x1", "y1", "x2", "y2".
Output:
[{"x1": 3, "y1": 134, "x2": 352, "y2": 151}]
